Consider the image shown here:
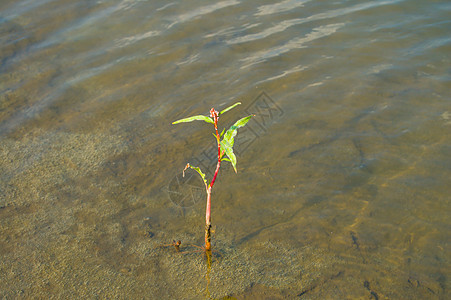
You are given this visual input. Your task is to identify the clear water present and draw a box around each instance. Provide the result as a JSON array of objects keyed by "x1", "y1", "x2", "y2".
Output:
[{"x1": 0, "y1": 0, "x2": 450, "y2": 298}]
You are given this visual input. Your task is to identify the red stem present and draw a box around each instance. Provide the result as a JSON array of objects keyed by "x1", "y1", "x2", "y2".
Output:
[{"x1": 205, "y1": 108, "x2": 221, "y2": 251}]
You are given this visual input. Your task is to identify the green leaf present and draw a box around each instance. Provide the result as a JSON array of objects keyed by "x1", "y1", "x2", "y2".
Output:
[
  {"x1": 223, "y1": 115, "x2": 254, "y2": 147},
  {"x1": 221, "y1": 157, "x2": 231, "y2": 163},
  {"x1": 220, "y1": 140, "x2": 237, "y2": 173},
  {"x1": 183, "y1": 163, "x2": 208, "y2": 188},
  {"x1": 172, "y1": 115, "x2": 214, "y2": 125},
  {"x1": 220, "y1": 128, "x2": 225, "y2": 138},
  {"x1": 218, "y1": 102, "x2": 241, "y2": 116}
]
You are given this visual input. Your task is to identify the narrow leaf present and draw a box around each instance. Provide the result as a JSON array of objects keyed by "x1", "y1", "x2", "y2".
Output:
[
  {"x1": 218, "y1": 102, "x2": 241, "y2": 116},
  {"x1": 220, "y1": 140, "x2": 237, "y2": 173},
  {"x1": 223, "y1": 115, "x2": 254, "y2": 147},
  {"x1": 221, "y1": 157, "x2": 231, "y2": 163},
  {"x1": 172, "y1": 115, "x2": 214, "y2": 125},
  {"x1": 233, "y1": 114, "x2": 254, "y2": 128},
  {"x1": 183, "y1": 163, "x2": 208, "y2": 188}
]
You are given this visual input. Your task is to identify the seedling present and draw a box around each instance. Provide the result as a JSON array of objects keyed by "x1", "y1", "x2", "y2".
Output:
[{"x1": 172, "y1": 102, "x2": 254, "y2": 254}]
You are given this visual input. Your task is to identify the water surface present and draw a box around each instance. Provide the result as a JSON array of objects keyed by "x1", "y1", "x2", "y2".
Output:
[{"x1": 0, "y1": 0, "x2": 450, "y2": 298}]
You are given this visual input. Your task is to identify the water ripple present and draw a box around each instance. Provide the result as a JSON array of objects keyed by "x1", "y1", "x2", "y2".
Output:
[
  {"x1": 0, "y1": 0, "x2": 56, "y2": 21},
  {"x1": 156, "y1": 2, "x2": 176, "y2": 12},
  {"x1": 229, "y1": 0, "x2": 400, "y2": 44},
  {"x1": 35, "y1": 0, "x2": 143, "y2": 49},
  {"x1": 256, "y1": 65, "x2": 308, "y2": 84},
  {"x1": 167, "y1": 0, "x2": 240, "y2": 29},
  {"x1": 240, "y1": 23, "x2": 344, "y2": 69},
  {"x1": 176, "y1": 53, "x2": 200, "y2": 66},
  {"x1": 114, "y1": 30, "x2": 161, "y2": 49},
  {"x1": 204, "y1": 23, "x2": 260, "y2": 39},
  {"x1": 255, "y1": 0, "x2": 311, "y2": 17}
]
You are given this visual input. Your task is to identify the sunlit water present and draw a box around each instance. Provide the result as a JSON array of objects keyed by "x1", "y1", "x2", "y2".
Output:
[{"x1": 1, "y1": 0, "x2": 450, "y2": 298}]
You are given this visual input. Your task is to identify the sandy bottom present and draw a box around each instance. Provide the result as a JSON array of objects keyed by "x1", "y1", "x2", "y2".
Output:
[{"x1": 1, "y1": 126, "x2": 448, "y2": 299}]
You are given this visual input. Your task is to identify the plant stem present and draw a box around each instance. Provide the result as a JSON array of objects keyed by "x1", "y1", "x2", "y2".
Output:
[
  {"x1": 205, "y1": 158, "x2": 221, "y2": 250},
  {"x1": 205, "y1": 189, "x2": 212, "y2": 251},
  {"x1": 205, "y1": 108, "x2": 221, "y2": 251}
]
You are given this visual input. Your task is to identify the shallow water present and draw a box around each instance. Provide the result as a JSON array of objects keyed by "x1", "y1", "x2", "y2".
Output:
[{"x1": 1, "y1": 0, "x2": 450, "y2": 298}]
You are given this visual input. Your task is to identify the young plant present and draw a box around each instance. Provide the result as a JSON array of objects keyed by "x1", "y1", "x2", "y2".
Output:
[{"x1": 172, "y1": 102, "x2": 253, "y2": 252}]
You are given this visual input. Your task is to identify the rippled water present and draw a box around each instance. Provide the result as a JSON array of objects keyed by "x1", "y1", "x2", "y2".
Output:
[{"x1": 1, "y1": 0, "x2": 450, "y2": 298}]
